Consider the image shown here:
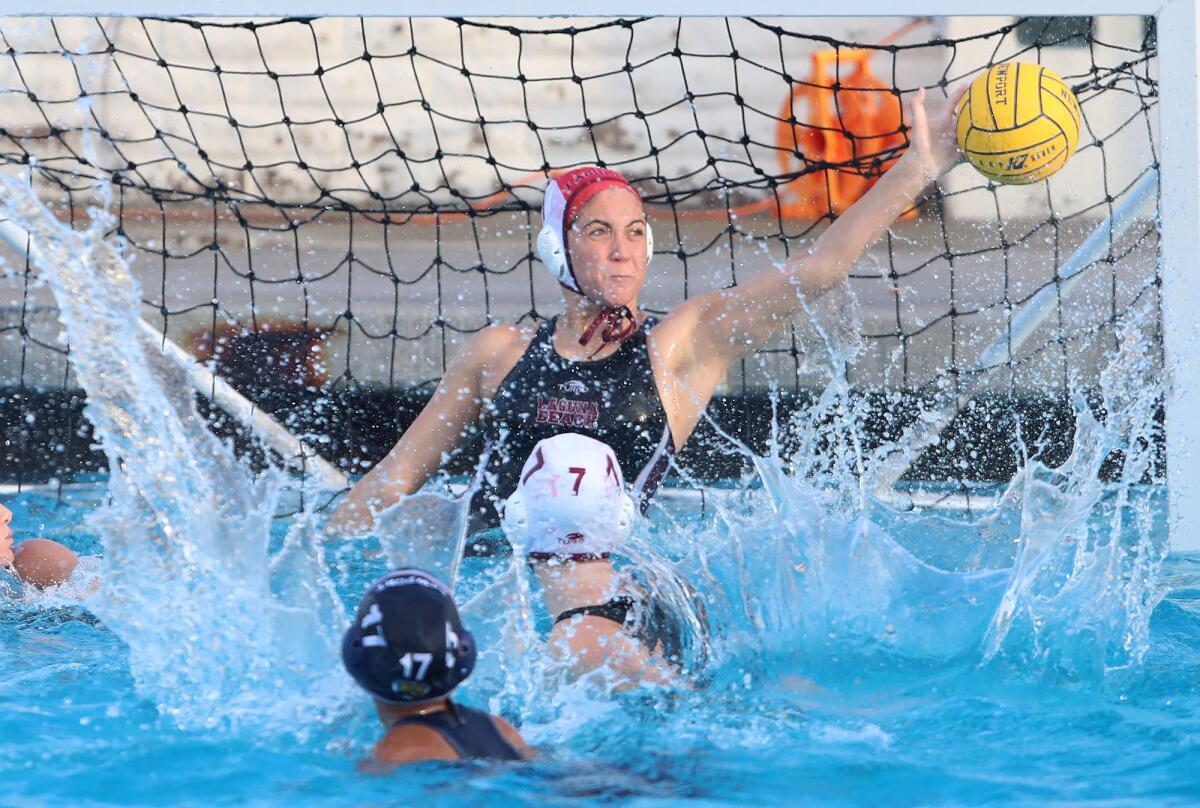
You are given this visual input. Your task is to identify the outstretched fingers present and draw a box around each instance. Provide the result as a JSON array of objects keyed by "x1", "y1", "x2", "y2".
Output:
[
  {"x1": 908, "y1": 87, "x2": 937, "y2": 179},
  {"x1": 942, "y1": 84, "x2": 968, "y2": 129},
  {"x1": 912, "y1": 86, "x2": 929, "y2": 123},
  {"x1": 936, "y1": 84, "x2": 968, "y2": 171},
  {"x1": 909, "y1": 84, "x2": 965, "y2": 180}
]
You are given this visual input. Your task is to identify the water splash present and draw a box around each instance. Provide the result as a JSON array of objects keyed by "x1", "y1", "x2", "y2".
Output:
[
  {"x1": 0, "y1": 174, "x2": 348, "y2": 731},
  {"x1": 0, "y1": 166, "x2": 1169, "y2": 751},
  {"x1": 980, "y1": 302, "x2": 1168, "y2": 681},
  {"x1": 639, "y1": 282, "x2": 1168, "y2": 696}
]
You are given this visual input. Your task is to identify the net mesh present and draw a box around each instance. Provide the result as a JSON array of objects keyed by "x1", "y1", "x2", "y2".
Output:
[{"x1": 0, "y1": 15, "x2": 1161, "y2": 495}]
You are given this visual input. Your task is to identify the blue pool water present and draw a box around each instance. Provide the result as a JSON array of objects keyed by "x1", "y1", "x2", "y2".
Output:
[
  {"x1": 2, "y1": 148, "x2": 1195, "y2": 806},
  {"x1": 3, "y1": 479, "x2": 1200, "y2": 806}
]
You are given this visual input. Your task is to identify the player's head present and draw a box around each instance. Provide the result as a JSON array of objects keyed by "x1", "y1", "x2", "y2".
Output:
[
  {"x1": 538, "y1": 167, "x2": 652, "y2": 310},
  {"x1": 341, "y1": 568, "x2": 476, "y2": 705},
  {"x1": 501, "y1": 432, "x2": 637, "y2": 559}
]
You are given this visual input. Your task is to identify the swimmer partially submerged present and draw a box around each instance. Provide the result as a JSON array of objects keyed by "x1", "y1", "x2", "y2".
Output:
[
  {"x1": 0, "y1": 503, "x2": 79, "y2": 589},
  {"x1": 502, "y1": 433, "x2": 689, "y2": 690},
  {"x1": 342, "y1": 568, "x2": 530, "y2": 765}
]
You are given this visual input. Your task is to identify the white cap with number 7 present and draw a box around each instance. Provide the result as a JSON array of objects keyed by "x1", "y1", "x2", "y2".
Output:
[{"x1": 501, "y1": 432, "x2": 637, "y2": 561}]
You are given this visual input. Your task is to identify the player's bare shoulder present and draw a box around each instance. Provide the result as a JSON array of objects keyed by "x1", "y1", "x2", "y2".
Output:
[
  {"x1": 470, "y1": 322, "x2": 538, "y2": 364},
  {"x1": 370, "y1": 723, "x2": 457, "y2": 765},
  {"x1": 478, "y1": 321, "x2": 537, "y2": 350},
  {"x1": 649, "y1": 295, "x2": 715, "y2": 372},
  {"x1": 470, "y1": 322, "x2": 540, "y2": 398},
  {"x1": 491, "y1": 715, "x2": 532, "y2": 757}
]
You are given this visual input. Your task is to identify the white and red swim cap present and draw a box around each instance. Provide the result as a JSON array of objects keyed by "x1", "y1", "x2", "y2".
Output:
[
  {"x1": 501, "y1": 432, "x2": 637, "y2": 561},
  {"x1": 536, "y1": 167, "x2": 650, "y2": 293}
]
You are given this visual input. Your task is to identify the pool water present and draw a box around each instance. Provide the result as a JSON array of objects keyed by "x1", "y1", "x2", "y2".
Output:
[
  {"x1": 2, "y1": 147, "x2": 1194, "y2": 806},
  {"x1": 3, "y1": 478, "x2": 1200, "y2": 807}
]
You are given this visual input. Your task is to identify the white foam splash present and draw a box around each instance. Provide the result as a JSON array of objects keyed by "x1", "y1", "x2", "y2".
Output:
[
  {"x1": 979, "y1": 300, "x2": 1168, "y2": 681},
  {"x1": 0, "y1": 174, "x2": 349, "y2": 733}
]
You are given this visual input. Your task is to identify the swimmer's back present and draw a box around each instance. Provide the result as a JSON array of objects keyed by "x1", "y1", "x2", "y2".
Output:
[{"x1": 373, "y1": 703, "x2": 527, "y2": 764}]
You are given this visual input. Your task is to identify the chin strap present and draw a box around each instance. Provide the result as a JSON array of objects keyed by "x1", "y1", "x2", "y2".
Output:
[{"x1": 579, "y1": 306, "x2": 638, "y2": 357}]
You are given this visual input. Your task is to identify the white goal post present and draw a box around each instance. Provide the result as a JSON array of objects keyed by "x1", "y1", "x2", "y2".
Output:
[{"x1": 2, "y1": 1, "x2": 1197, "y2": 553}]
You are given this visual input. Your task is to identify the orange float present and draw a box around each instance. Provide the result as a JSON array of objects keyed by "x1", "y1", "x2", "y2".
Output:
[{"x1": 775, "y1": 49, "x2": 909, "y2": 219}]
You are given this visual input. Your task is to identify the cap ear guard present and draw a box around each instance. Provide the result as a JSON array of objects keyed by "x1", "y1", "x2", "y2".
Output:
[
  {"x1": 536, "y1": 223, "x2": 575, "y2": 291},
  {"x1": 453, "y1": 630, "x2": 477, "y2": 682},
  {"x1": 500, "y1": 487, "x2": 529, "y2": 552},
  {"x1": 614, "y1": 491, "x2": 637, "y2": 546}
]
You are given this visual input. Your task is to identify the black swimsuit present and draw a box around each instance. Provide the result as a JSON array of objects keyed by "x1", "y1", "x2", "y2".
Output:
[
  {"x1": 554, "y1": 594, "x2": 690, "y2": 669},
  {"x1": 390, "y1": 701, "x2": 524, "y2": 761},
  {"x1": 555, "y1": 596, "x2": 641, "y2": 630},
  {"x1": 467, "y1": 315, "x2": 674, "y2": 534}
]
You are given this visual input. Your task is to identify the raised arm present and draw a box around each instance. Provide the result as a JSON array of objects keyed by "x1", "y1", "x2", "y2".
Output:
[
  {"x1": 326, "y1": 327, "x2": 506, "y2": 537},
  {"x1": 671, "y1": 87, "x2": 964, "y2": 371}
]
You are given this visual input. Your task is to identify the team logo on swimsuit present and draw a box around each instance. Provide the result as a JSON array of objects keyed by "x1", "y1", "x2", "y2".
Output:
[
  {"x1": 535, "y1": 395, "x2": 599, "y2": 429},
  {"x1": 560, "y1": 380, "x2": 587, "y2": 395}
]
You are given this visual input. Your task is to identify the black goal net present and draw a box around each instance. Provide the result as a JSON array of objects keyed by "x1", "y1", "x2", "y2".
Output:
[{"x1": 0, "y1": 15, "x2": 1161, "y2": 497}]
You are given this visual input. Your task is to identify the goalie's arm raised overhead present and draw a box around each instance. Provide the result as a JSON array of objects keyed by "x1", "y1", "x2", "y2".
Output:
[{"x1": 646, "y1": 87, "x2": 963, "y2": 437}]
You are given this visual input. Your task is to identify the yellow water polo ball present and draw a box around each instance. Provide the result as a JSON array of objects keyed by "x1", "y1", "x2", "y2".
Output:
[{"x1": 955, "y1": 62, "x2": 1081, "y2": 185}]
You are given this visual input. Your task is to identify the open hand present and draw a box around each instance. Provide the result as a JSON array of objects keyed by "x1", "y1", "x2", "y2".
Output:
[{"x1": 908, "y1": 85, "x2": 967, "y2": 181}]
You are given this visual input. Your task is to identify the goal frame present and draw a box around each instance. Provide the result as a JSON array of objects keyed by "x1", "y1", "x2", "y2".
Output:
[{"x1": 3, "y1": 0, "x2": 1197, "y2": 551}]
